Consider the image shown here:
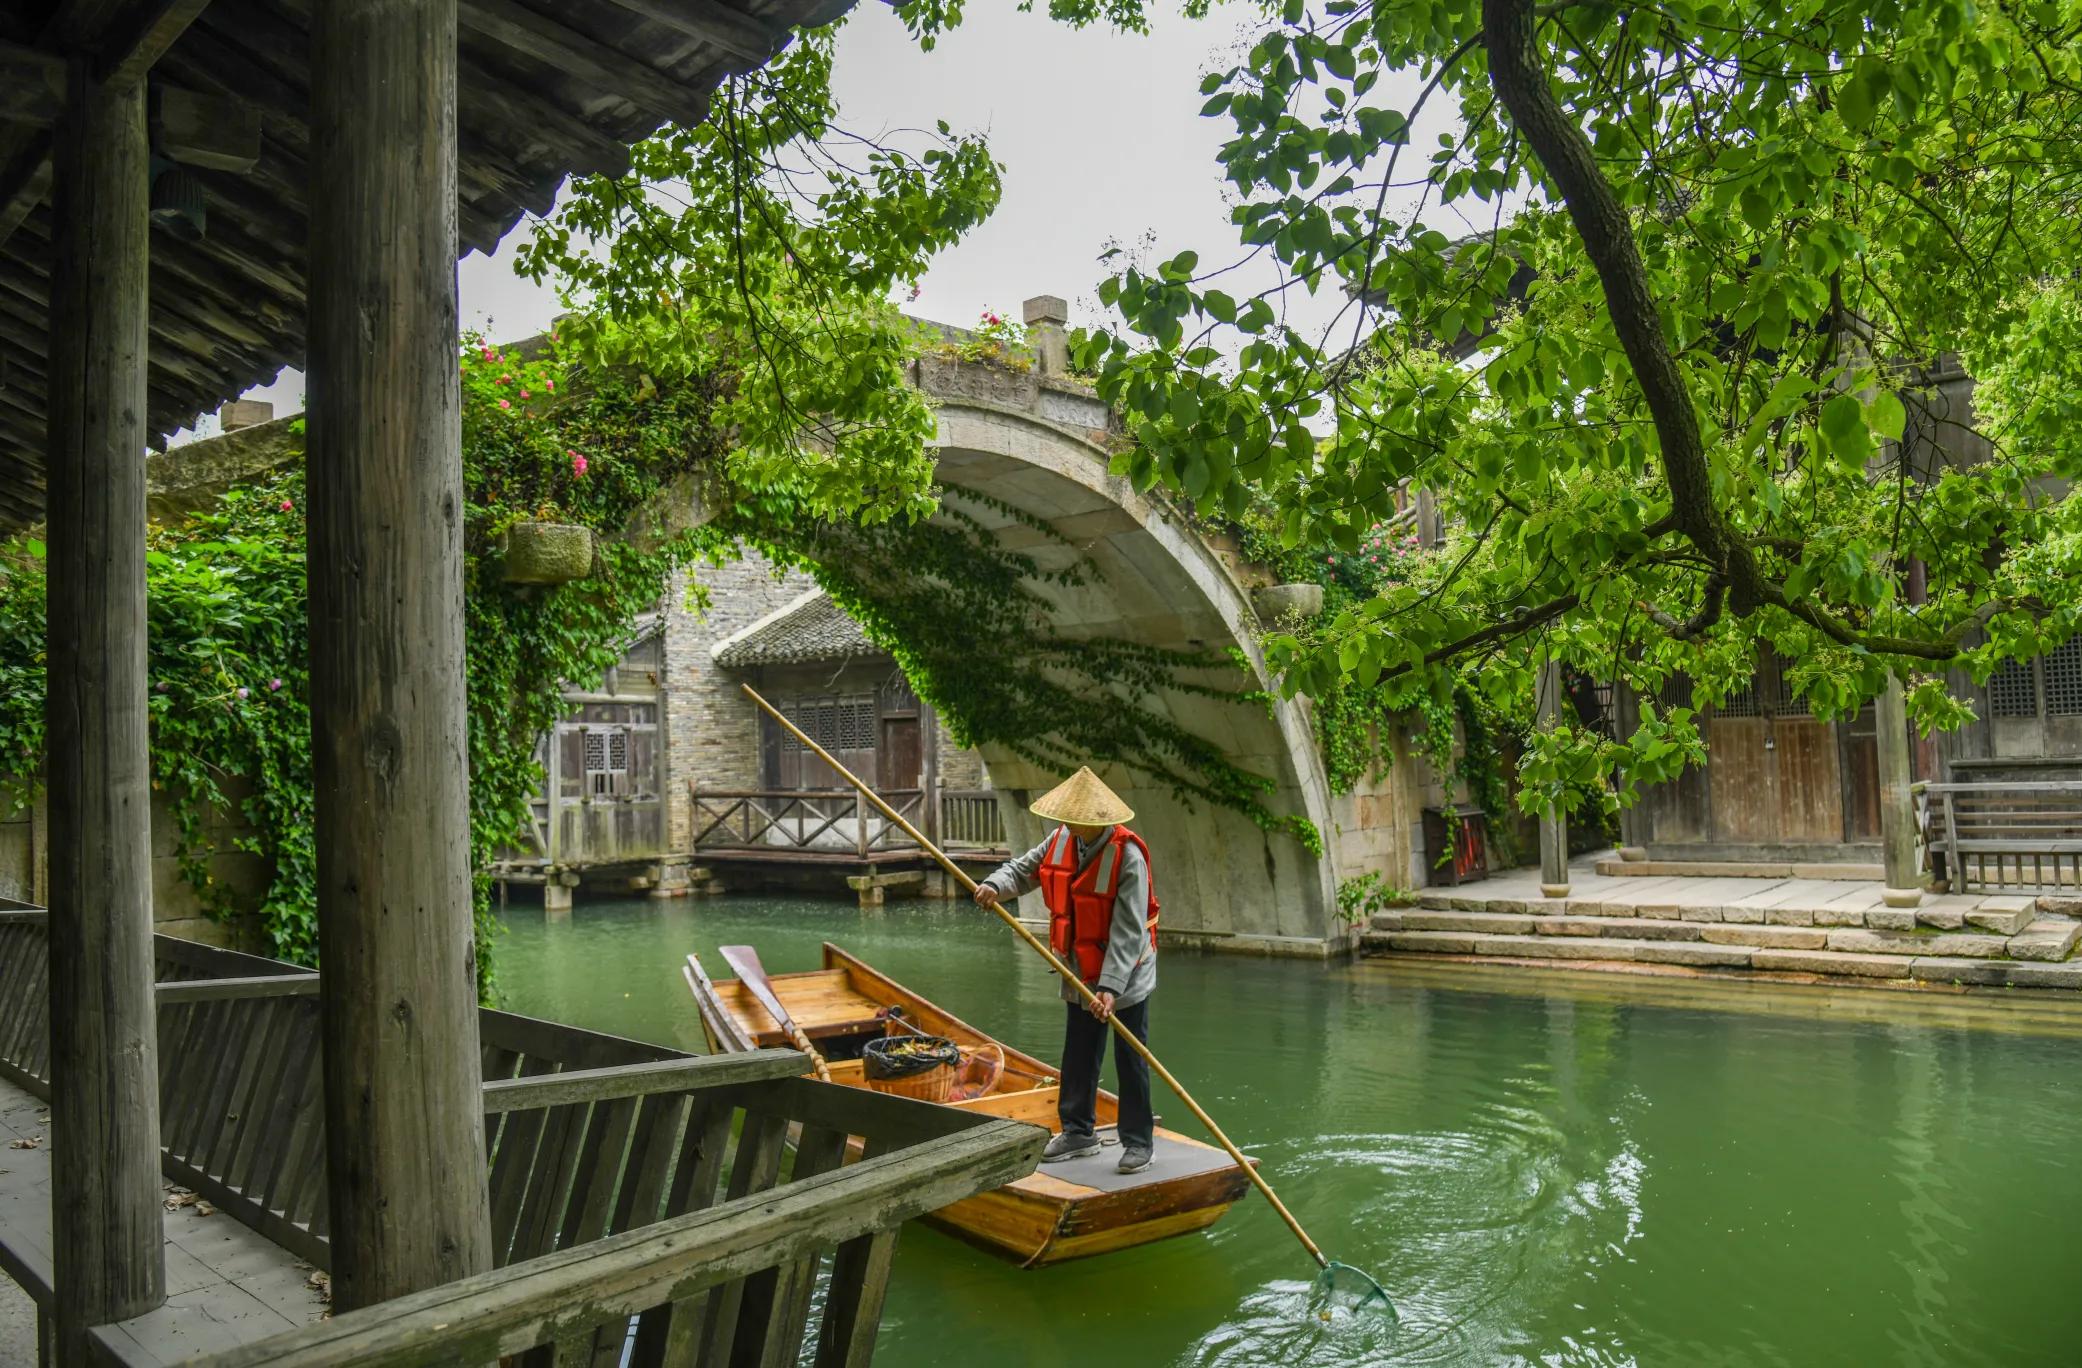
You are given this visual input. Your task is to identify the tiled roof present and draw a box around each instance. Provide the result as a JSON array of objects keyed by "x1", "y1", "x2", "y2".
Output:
[{"x1": 711, "y1": 590, "x2": 884, "y2": 668}]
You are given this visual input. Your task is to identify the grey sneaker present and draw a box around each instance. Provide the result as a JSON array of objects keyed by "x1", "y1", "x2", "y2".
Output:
[
  {"x1": 1116, "y1": 1145, "x2": 1153, "y2": 1175},
  {"x1": 1041, "y1": 1131, "x2": 1101, "y2": 1163}
]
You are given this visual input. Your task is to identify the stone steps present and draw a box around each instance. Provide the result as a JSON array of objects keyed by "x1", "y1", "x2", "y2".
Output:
[
  {"x1": 1364, "y1": 909, "x2": 2082, "y2": 990},
  {"x1": 1416, "y1": 887, "x2": 2044, "y2": 935},
  {"x1": 1349, "y1": 924, "x2": 2082, "y2": 986}
]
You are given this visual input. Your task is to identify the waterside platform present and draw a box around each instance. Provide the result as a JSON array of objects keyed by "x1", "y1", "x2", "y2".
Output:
[{"x1": 1363, "y1": 858, "x2": 2082, "y2": 991}]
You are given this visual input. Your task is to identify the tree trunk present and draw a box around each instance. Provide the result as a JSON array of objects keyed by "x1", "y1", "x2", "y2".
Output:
[
  {"x1": 307, "y1": 0, "x2": 492, "y2": 1311},
  {"x1": 45, "y1": 55, "x2": 164, "y2": 1356}
]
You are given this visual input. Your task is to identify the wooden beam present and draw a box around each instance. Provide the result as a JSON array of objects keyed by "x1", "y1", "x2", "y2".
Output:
[
  {"x1": 481, "y1": 1049, "x2": 807, "y2": 1113},
  {"x1": 0, "y1": 38, "x2": 65, "y2": 123},
  {"x1": 44, "y1": 52, "x2": 166, "y2": 1360},
  {"x1": 98, "y1": 0, "x2": 217, "y2": 88},
  {"x1": 599, "y1": 0, "x2": 779, "y2": 65},
  {"x1": 307, "y1": 0, "x2": 493, "y2": 1314},
  {"x1": 458, "y1": 0, "x2": 714, "y2": 129},
  {"x1": 0, "y1": 136, "x2": 53, "y2": 254}
]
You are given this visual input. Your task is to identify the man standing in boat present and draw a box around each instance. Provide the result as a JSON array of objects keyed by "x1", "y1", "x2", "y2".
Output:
[{"x1": 974, "y1": 767, "x2": 1158, "y2": 1175}]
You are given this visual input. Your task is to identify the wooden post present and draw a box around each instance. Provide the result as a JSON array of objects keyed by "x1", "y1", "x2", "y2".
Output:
[
  {"x1": 920, "y1": 700, "x2": 941, "y2": 844},
  {"x1": 1877, "y1": 674, "x2": 1922, "y2": 907},
  {"x1": 1537, "y1": 657, "x2": 1570, "y2": 898},
  {"x1": 307, "y1": 0, "x2": 492, "y2": 1311},
  {"x1": 44, "y1": 56, "x2": 164, "y2": 1355}
]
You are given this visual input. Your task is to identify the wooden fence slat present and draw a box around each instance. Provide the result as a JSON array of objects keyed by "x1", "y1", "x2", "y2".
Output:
[
  {"x1": 766, "y1": 1124, "x2": 853, "y2": 1368},
  {"x1": 510, "y1": 1101, "x2": 593, "y2": 1264},
  {"x1": 253, "y1": 1010, "x2": 324, "y2": 1219},
  {"x1": 488, "y1": 1059, "x2": 564, "y2": 1263},
  {"x1": 813, "y1": 1228, "x2": 901, "y2": 1368}
]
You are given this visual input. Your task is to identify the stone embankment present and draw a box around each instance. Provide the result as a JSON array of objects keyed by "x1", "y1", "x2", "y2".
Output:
[{"x1": 1361, "y1": 871, "x2": 2082, "y2": 990}]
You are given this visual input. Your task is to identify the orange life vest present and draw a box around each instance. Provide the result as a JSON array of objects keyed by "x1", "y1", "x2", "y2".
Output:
[{"x1": 1036, "y1": 825, "x2": 1159, "y2": 983}]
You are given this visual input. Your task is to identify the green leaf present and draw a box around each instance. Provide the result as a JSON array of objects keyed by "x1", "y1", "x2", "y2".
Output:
[{"x1": 1869, "y1": 389, "x2": 1906, "y2": 442}]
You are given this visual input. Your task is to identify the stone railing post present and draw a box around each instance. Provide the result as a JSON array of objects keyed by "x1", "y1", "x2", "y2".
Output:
[{"x1": 1024, "y1": 295, "x2": 1069, "y2": 376}]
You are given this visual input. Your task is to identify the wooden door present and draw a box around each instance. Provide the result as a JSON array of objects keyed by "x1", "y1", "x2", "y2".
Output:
[
  {"x1": 1838, "y1": 706, "x2": 1882, "y2": 841},
  {"x1": 878, "y1": 716, "x2": 921, "y2": 790},
  {"x1": 1774, "y1": 718, "x2": 1844, "y2": 842},
  {"x1": 1706, "y1": 676, "x2": 1776, "y2": 843}
]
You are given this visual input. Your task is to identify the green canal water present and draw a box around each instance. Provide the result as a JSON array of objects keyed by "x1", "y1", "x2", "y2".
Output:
[{"x1": 496, "y1": 895, "x2": 2082, "y2": 1367}]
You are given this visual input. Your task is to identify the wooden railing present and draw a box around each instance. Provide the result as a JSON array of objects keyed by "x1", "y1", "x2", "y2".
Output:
[
  {"x1": 1920, "y1": 780, "x2": 2082, "y2": 893},
  {"x1": 938, "y1": 788, "x2": 1005, "y2": 850},
  {"x1": 0, "y1": 911, "x2": 1046, "y2": 1366},
  {"x1": 691, "y1": 788, "x2": 928, "y2": 856}
]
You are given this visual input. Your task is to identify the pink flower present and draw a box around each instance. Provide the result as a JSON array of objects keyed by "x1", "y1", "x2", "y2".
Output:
[
  {"x1": 268, "y1": 678, "x2": 283, "y2": 691},
  {"x1": 279, "y1": 499, "x2": 293, "y2": 512},
  {"x1": 497, "y1": 374, "x2": 511, "y2": 385},
  {"x1": 520, "y1": 389, "x2": 531, "y2": 399},
  {"x1": 571, "y1": 452, "x2": 588, "y2": 477},
  {"x1": 1325, "y1": 555, "x2": 1335, "y2": 565},
  {"x1": 498, "y1": 398, "x2": 511, "y2": 410},
  {"x1": 155, "y1": 681, "x2": 169, "y2": 693},
  {"x1": 544, "y1": 379, "x2": 555, "y2": 392},
  {"x1": 480, "y1": 346, "x2": 496, "y2": 362},
  {"x1": 235, "y1": 687, "x2": 248, "y2": 699}
]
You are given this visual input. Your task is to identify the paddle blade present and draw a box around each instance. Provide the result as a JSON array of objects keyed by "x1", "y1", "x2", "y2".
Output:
[{"x1": 1312, "y1": 1261, "x2": 1397, "y2": 1320}]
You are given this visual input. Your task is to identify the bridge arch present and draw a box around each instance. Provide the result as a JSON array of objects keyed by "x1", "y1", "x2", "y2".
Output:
[{"x1": 874, "y1": 358, "x2": 1344, "y2": 949}]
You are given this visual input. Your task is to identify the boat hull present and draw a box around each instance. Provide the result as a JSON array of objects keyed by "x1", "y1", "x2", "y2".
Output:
[{"x1": 682, "y1": 941, "x2": 1256, "y2": 1266}]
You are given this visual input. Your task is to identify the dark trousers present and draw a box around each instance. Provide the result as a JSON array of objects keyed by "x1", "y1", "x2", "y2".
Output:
[{"x1": 1059, "y1": 997, "x2": 1153, "y2": 1151}]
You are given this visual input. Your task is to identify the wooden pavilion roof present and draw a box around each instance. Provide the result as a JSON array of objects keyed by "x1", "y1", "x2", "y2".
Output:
[{"x1": 0, "y1": 0, "x2": 851, "y2": 532}]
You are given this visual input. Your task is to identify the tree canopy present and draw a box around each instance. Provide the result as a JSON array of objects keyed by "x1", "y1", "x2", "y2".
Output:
[{"x1": 1016, "y1": 0, "x2": 2082, "y2": 809}]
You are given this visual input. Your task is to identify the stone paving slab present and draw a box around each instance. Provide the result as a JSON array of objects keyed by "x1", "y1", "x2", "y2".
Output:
[
  {"x1": 1634, "y1": 942, "x2": 1753, "y2": 968},
  {"x1": 1827, "y1": 928, "x2": 2010, "y2": 959},
  {"x1": 1701, "y1": 925, "x2": 1830, "y2": 950},
  {"x1": 1534, "y1": 916, "x2": 1704, "y2": 942},
  {"x1": 2008, "y1": 921, "x2": 2082, "y2": 962},
  {"x1": 1964, "y1": 904, "x2": 2037, "y2": 935},
  {"x1": 2004, "y1": 961, "x2": 2082, "y2": 989},
  {"x1": 1908, "y1": 957, "x2": 2012, "y2": 987},
  {"x1": 1748, "y1": 948, "x2": 1913, "y2": 978}
]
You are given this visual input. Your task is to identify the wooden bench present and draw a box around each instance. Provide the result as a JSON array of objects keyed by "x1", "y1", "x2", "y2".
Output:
[
  {"x1": 1920, "y1": 781, "x2": 2082, "y2": 894},
  {"x1": 0, "y1": 912, "x2": 1046, "y2": 1366}
]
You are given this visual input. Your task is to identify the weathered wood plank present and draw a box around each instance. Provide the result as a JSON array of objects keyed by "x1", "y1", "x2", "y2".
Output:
[
  {"x1": 813, "y1": 1228, "x2": 900, "y2": 1368},
  {"x1": 482, "y1": 1051, "x2": 806, "y2": 1114},
  {"x1": 97, "y1": 0, "x2": 217, "y2": 87},
  {"x1": 44, "y1": 51, "x2": 164, "y2": 1356},
  {"x1": 155, "y1": 974, "x2": 320, "y2": 1003},
  {"x1": 189, "y1": 1121, "x2": 1046, "y2": 1366},
  {"x1": 457, "y1": 0, "x2": 712, "y2": 127}
]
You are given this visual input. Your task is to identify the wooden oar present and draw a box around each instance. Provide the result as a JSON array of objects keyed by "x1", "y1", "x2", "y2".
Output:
[
  {"x1": 740, "y1": 682, "x2": 1336, "y2": 1275},
  {"x1": 719, "y1": 943, "x2": 832, "y2": 1083}
]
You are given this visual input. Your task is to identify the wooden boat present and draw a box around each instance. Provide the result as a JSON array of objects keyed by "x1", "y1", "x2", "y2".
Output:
[{"x1": 684, "y1": 941, "x2": 1255, "y2": 1266}]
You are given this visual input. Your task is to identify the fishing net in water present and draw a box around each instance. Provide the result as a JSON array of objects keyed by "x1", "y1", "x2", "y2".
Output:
[{"x1": 1311, "y1": 1260, "x2": 1398, "y2": 1320}]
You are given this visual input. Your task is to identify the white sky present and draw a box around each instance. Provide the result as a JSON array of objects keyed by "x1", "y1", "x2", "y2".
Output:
[{"x1": 231, "y1": 2, "x2": 1451, "y2": 424}]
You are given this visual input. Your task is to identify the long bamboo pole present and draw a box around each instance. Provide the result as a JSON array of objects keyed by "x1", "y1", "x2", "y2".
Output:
[{"x1": 741, "y1": 682, "x2": 1328, "y2": 1270}]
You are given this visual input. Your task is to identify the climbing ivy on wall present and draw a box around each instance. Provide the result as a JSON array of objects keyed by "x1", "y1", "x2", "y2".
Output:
[
  {"x1": 724, "y1": 486, "x2": 1324, "y2": 852},
  {"x1": 1232, "y1": 498, "x2": 1526, "y2": 867},
  {"x1": 0, "y1": 337, "x2": 724, "y2": 991}
]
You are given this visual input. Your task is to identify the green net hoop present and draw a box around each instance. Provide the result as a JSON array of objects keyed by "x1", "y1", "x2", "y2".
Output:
[{"x1": 1312, "y1": 1260, "x2": 1397, "y2": 1319}]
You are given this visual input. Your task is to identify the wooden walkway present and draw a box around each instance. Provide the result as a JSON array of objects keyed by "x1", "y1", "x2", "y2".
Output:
[{"x1": 0, "y1": 1075, "x2": 326, "y2": 1365}]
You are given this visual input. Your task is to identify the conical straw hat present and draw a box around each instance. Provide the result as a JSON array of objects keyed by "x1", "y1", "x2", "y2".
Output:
[{"x1": 1029, "y1": 766, "x2": 1134, "y2": 826}]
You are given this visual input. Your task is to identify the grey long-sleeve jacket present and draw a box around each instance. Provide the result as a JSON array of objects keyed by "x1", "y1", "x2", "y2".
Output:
[{"x1": 983, "y1": 825, "x2": 1156, "y2": 1009}]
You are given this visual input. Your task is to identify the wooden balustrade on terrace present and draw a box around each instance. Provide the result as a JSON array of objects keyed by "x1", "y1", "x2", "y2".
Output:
[
  {"x1": 689, "y1": 788, "x2": 1009, "y2": 870},
  {"x1": 0, "y1": 909, "x2": 1045, "y2": 1365}
]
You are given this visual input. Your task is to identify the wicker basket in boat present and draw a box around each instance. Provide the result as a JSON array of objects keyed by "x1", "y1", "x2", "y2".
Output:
[{"x1": 861, "y1": 1035, "x2": 960, "y2": 1104}]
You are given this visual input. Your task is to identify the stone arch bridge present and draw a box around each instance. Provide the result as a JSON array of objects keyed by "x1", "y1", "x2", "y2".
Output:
[{"x1": 826, "y1": 311, "x2": 1412, "y2": 953}]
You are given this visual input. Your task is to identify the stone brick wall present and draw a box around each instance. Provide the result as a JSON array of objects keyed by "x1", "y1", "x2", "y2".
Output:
[
  {"x1": 661, "y1": 550, "x2": 816, "y2": 851},
  {"x1": 934, "y1": 713, "x2": 988, "y2": 790},
  {"x1": 0, "y1": 785, "x2": 257, "y2": 947}
]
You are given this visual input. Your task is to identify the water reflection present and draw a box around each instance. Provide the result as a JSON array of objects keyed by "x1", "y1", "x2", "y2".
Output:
[{"x1": 497, "y1": 896, "x2": 2082, "y2": 1368}]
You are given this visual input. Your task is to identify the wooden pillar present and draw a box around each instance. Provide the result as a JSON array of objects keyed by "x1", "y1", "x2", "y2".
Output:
[
  {"x1": 307, "y1": 0, "x2": 491, "y2": 1311},
  {"x1": 920, "y1": 700, "x2": 941, "y2": 844},
  {"x1": 1877, "y1": 674, "x2": 1922, "y2": 907},
  {"x1": 44, "y1": 57, "x2": 164, "y2": 1354},
  {"x1": 1537, "y1": 657, "x2": 1570, "y2": 898}
]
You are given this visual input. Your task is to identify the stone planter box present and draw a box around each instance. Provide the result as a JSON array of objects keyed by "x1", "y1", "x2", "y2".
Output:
[
  {"x1": 1253, "y1": 582, "x2": 1323, "y2": 622},
  {"x1": 501, "y1": 521, "x2": 593, "y2": 585}
]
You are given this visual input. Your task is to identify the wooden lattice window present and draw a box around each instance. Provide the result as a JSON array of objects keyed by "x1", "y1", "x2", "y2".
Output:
[
  {"x1": 583, "y1": 728, "x2": 628, "y2": 795},
  {"x1": 2047, "y1": 638, "x2": 2082, "y2": 717},
  {"x1": 1989, "y1": 658, "x2": 2038, "y2": 719}
]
